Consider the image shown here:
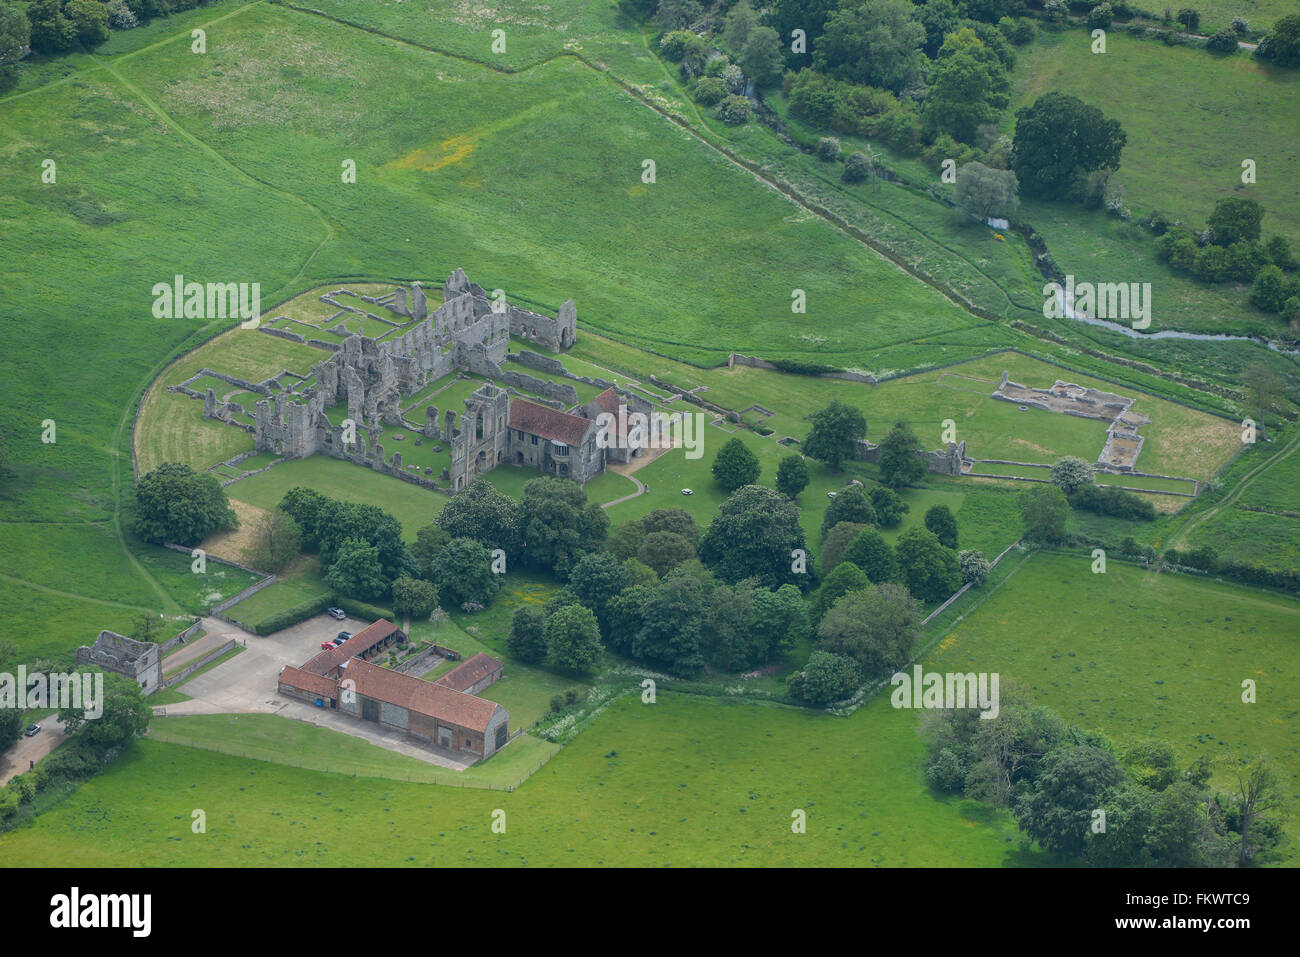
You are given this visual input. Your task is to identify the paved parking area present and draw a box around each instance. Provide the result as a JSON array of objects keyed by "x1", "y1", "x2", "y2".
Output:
[{"x1": 156, "y1": 614, "x2": 476, "y2": 771}]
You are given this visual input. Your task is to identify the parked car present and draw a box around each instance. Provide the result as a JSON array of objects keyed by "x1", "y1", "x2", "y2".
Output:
[
  {"x1": 24, "y1": 724, "x2": 40, "y2": 737},
  {"x1": 681, "y1": 488, "x2": 693, "y2": 496},
  {"x1": 327, "y1": 607, "x2": 346, "y2": 620},
  {"x1": 336, "y1": 632, "x2": 352, "y2": 642},
  {"x1": 320, "y1": 641, "x2": 335, "y2": 650}
]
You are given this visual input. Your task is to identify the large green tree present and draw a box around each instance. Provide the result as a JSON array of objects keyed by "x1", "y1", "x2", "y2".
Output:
[
  {"x1": 923, "y1": 504, "x2": 958, "y2": 550},
  {"x1": 391, "y1": 576, "x2": 438, "y2": 619},
  {"x1": 432, "y1": 537, "x2": 500, "y2": 608},
  {"x1": 60, "y1": 672, "x2": 151, "y2": 748},
  {"x1": 436, "y1": 478, "x2": 521, "y2": 553},
  {"x1": 1011, "y1": 92, "x2": 1126, "y2": 198},
  {"x1": 1207, "y1": 196, "x2": 1265, "y2": 246},
  {"x1": 1019, "y1": 484, "x2": 1069, "y2": 543},
  {"x1": 841, "y1": 528, "x2": 899, "y2": 583},
  {"x1": 132, "y1": 463, "x2": 237, "y2": 546},
  {"x1": 699, "y1": 485, "x2": 809, "y2": 589},
  {"x1": 821, "y1": 520, "x2": 871, "y2": 572},
  {"x1": 923, "y1": 28, "x2": 1010, "y2": 143},
  {"x1": 953, "y1": 161, "x2": 1019, "y2": 221},
  {"x1": 814, "y1": 0, "x2": 926, "y2": 93},
  {"x1": 894, "y1": 527, "x2": 961, "y2": 603},
  {"x1": 1014, "y1": 745, "x2": 1125, "y2": 858},
  {"x1": 817, "y1": 582, "x2": 920, "y2": 679},
  {"x1": 568, "y1": 551, "x2": 632, "y2": 636},
  {"x1": 242, "y1": 508, "x2": 302, "y2": 572},
  {"x1": 712, "y1": 436, "x2": 761, "y2": 491},
  {"x1": 519, "y1": 476, "x2": 609, "y2": 577},
  {"x1": 1257, "y1": 13, "x2": 1300, "y2": 67},
  {"x1": 802, "y1": 400, "x2": 866, "y2": 472},
  {"x1": 0, "y1": 2, "x2": 30, "y2": 89},
  {"x1": 821, "y1": 484, "x2": 877, "y2": 536},
  {"x1": 878, "y1": 421, "x2": 926, "y2": 488},
  {"x1": 545, "y1": 603, "x2": 603, "y2": 674},
  {"x1": 325, "y1": 538, "x2": 389, "y2": 601},
  {"x1": 775, "y1": 454, "x2": 811, "y2": 499},
  {"x1": 633, "y1": 574, "x2": 708, "y2": 675},
  {"x1": 507, "y1": 606, "x2": 549, "y2": 664},
  {"x1": 788, "y1": 651, "x2": 861, "y2": 706},
  {"x1": 809, "y1": 560, "x2": 870, "y2": 624}
]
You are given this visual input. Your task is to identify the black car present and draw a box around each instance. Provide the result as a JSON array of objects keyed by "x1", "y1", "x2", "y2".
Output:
[{"x1": 332, "y1": 632, "x2": 352, "y2": 646}]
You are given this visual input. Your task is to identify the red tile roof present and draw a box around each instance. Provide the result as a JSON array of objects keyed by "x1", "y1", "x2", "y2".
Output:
[
  {"x1": 510, "y1": 397, "x2": 592, "y2": 447},
  {"x1": 434, "y1": 652, "x2": 504, "y2": 693},
  {"x1": 342, "y1": 659, "x2": 502, "y2": 733},
  {"x1": 278, "y1": 666, "x2": 340, "y2": 700},
  {"x1": 302, "y1": 619, "x2": 401, "y2": 676},
  {"x1": 592, "y1": 387, "x2": 619, "y2": 416}
]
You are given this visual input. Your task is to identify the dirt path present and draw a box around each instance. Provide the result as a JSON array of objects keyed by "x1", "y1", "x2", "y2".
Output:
[{"x1": 0, "y1": 718, "x2": 68, "y2": 787}]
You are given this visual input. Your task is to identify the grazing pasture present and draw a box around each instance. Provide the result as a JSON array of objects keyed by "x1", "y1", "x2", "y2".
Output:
[
  {"x1": 0, "y1": 692, "x2": 1030, "y2": 866},
  {"x1": 931, "y1": 550, "x2": 1300, "y2": 863}
]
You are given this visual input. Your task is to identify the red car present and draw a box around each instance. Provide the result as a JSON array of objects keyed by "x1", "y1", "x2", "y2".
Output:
[{"x1": 320, "y1": 641, "x2": 335, "y2": 650}]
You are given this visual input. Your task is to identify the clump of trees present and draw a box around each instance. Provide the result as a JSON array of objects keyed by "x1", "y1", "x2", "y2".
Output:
[
  {"x1": 133, "y1": 463, "x2": 237, "y2": 546},
  {"x1": 925, "y1": 691, "x2": 1285, "y2": 865},
  {"x1": 280, "y1": 487, "x2": 417, "y2": 603}
]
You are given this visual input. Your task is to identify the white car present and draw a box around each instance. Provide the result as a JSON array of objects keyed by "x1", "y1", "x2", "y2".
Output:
[{"x1": 681, "y1": 488, "x2": 693, "y2": 496}]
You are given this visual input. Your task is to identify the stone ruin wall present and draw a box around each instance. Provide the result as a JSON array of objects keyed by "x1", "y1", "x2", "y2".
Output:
[{"x1": 212, "y1": 269, "x2": 581, "y2": 494}]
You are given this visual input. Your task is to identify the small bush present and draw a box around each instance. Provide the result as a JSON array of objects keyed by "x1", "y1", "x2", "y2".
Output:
[
  {"x1": 816, "y1": 136, "x2": 841, "y2": 161},
  {"x1": 842, "y1": 152, "x2": 871, "y2": 183},
  {"x1": 1088, "y1": 3, "x2": 1114, "y2": 29},
  {"x1": 658, "y1": 30, "x2": 694, "y2": 61},
  {"x1": 1206, "y1": 28, "x2": 1238, "y2": 53},
  {"x1": 998, "y1": 16, "x2": 1035, "y2": 45},
  {"x1": 692, "y1": 75, "x2": 727, "y2": 106},
  {"x1": 716, "y1": 94, "x2": 752, "y2": 125}
]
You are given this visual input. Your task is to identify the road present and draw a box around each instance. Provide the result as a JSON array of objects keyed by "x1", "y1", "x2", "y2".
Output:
[{"x1": 0, "y1": 717, "x2": 68, "y2": 787}]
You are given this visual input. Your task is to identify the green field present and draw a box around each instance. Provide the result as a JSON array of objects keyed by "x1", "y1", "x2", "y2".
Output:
[
  {"x1": 1012, "y1": 31, "x2": 1300, "y2": 251},
  {"x1": 226, "y1": 457, "x2": 446, "y2": 538},
  {"x1": 931, "y1": 550, "x2": 1300, "y2": 862},
  {"x1": 145, "y1": 712, "x2": 558, "y2": 787},
  {"x1": 0, "y1": 692, "x2": 1031, "y2": 866}
]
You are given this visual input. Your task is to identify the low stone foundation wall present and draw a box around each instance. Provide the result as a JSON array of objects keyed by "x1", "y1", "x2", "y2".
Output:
[{"x1": 162, "y1": 638, "x2": 237, "y2": 688}]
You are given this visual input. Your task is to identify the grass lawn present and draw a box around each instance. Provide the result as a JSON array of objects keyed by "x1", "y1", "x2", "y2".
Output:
[
  {"x1": 136, "y1": 327, "x2": 333, "y2": 475},
  {"x1": 1011, "y1": 30, "x2": 1300, "y2": 249},
  {"x1": 144, "y1": 712, "x2": 558, "y2": 787},
  {"x1": 0, "y1": 691, "x2": 1032, "y2": 866},
  {"x1": 227, "y1": 457, "x2": 446, "y2": 538},
  {"x1": 0, "y1": 579, "x2": 148, "y2": 664},
  {"x1": 222, "y1": 560, "x2": 330, "y2": 628},
  {"x1": 930, "y1": 549, "x2": 1300, "y2": 863}
]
